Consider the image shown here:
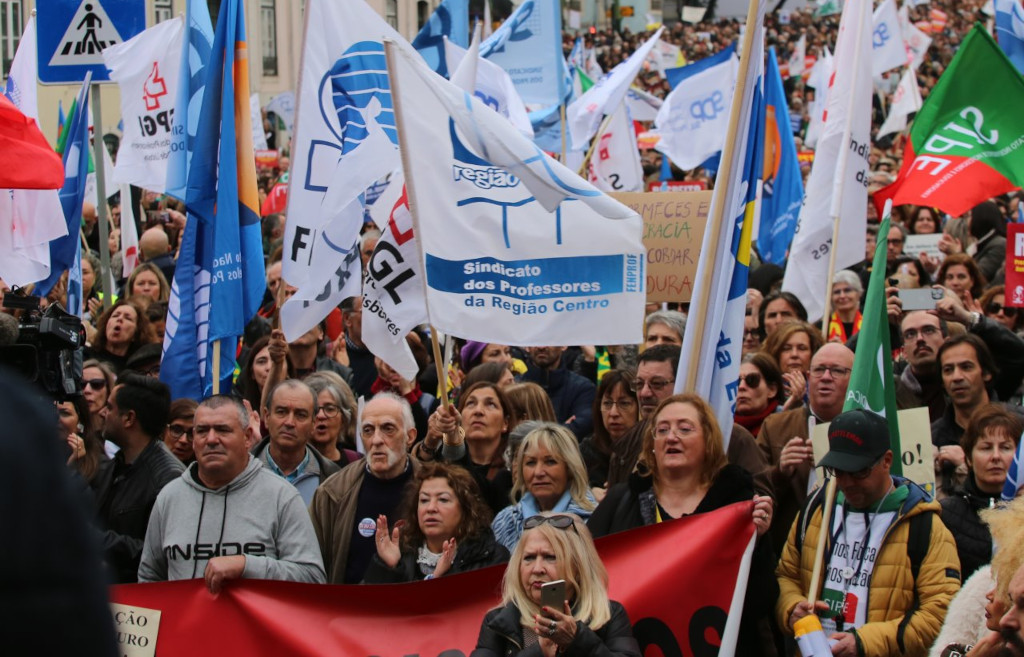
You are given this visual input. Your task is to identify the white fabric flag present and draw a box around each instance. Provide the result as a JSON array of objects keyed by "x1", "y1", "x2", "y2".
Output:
[
  {"x1": 899, "y1": 4, "x2": 933, "y2": 70},
  {"x1": 250, "y1": 94, "x2": 268, "y2": 150},
  {"x1": 444, "y1": 37, "x2": 534, "y2": 137},
  {"x1": 804, "y1": 47, "x2": 833, "y2": 149},
  {"x1": 787, "y1": 34, "x2": 806, "y2": 77},
  {"x1": 0, "y1": 15, "x2": 67, "y2": 286},
  {"x1": 653, "y1": 48, "x2": 739, "y2": 170},
  {"x1": 782, "y1": 0, "x2": 872, "y2": 322},
  {"x1": 280, "y1": 0, "x2": 417, "y2": 340},
  {"x1": 872, "y1": 0, "x2": 906, "y2": 75},
  {"x1": 625, "y1": 87, "x2": 663, "y2": 122},
  {"x1": 584, "y1": 48, "x2": 604, "y2": 82},
  {"x1": 119, "y1": 184, "x2": 140, "y2": 277},
  {"x1": 386, "y1": 40, "x2": 646, "y2": 346},
  {"x1": 264, "y1": 91, "x2": 295, "y2": 131},
  {"x1": 103, "y1": 17, "x2": 184, "y2": 190},
  {"x1": 589, "y1": 103, "x2": 644, "y2": 192},
  {"x1": 876, "y1": 68, "x2": 922, "y2": 137},
  {"x1": 361, "y1": 171, "x2": 426, "y2": 380},
  {"x1": 567, "y1": 28, "x2": 664, "y2": 151},
  {"x1": 83, "y1": 143, "x2": 117, "y2": 208}
]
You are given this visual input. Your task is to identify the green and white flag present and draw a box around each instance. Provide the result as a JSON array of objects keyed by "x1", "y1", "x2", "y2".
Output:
[{"x1": 843, "y1": 202, "x2": 902, "y2": 476}]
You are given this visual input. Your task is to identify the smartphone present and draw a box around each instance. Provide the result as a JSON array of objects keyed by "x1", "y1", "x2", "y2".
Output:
[
  {"x1": 540, "y1": 580, "x2": 566, "y2": 610},
  {"x1": 899, "y1": 287, "x2": 944, "y2": 311}
]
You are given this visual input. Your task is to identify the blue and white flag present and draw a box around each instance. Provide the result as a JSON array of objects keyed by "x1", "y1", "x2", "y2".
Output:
[
  {"x1": 654, "y1": 43, "x2": 738, "y2": 171},
  {"x1": 872, "y1": 0, "x2": 906, "y2": 76},
  {"x1": 385, "y1": 39, "x2": 646, "y2": 346},
  {"x1": 281, "y1": 0, "x2": 418, "y2": 341},
  {"x1": 445, "y1": 34, "x2": 533, "y2": 137},
  {"x1": 1004, "y1": 433, "x2": 1024, "y2": 500},
  {"x1": 161, "y1": 0, "x2": 264, "y2": 399},
  {"x1": 165, "y1": 0, "x2": 214, "y2": 201},
  {"x1": 480, "y1": 0, "x2": 566, "y2": 109},
  {"x1": 67, "y1": 240, "x2": 83, "y2": 318},
  {"x1": 412, "y1": 0, "x2": 469, "y2": 77},
  {"x1": 758, "y1": 47, "x2": 803, "y2": 265},
  {"x1": 675, "y1": 1, "x2": 767, "y2": 446},
  {"x1": 35, "y1": 74, "x2": 92, "y2": 297},
  {"x1": 996, "y1": 0, "x2": 1024, "y2": 74}
]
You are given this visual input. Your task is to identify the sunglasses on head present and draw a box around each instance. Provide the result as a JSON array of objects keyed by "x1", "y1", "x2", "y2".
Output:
[
  {"x1": 739, "y1": 373, "x2": 762, "y2": 388},
  {"x1": 524, "y1": 514, "x2": 578, "y2": 532},
  {"x1": 84, "y1": 378, "x2": 107, "y2": 390}
]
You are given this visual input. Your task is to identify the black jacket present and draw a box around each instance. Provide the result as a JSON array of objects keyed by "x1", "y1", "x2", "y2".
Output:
[
  {"x1": 939, "y1": 474, "x2": 999, "y2": 581},
  {"x1": 470, "y1": 600, "x2": 641, "y2": 657},
  {"x1": 587, "y1": 465, "x2": 778, "y2": 657},
  {"x1": 91, "y1": 439, "x2": 184, "y2": 583},
  {"x1": 363, "y1": 531, "x2": 509, "y2": 583},
  {"x1": 521, "y1": 364, "x2": 596, "y2": 439}
]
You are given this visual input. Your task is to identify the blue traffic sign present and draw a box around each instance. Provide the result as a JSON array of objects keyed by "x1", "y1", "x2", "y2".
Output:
[{"x1": 36, "y1": 0, "x2": 146, "y2": 84}]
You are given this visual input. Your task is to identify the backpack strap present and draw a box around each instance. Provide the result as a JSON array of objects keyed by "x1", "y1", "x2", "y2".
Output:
[
  {"x1": 896, "y1": 510, "x2": 935, "y2": 653},
  {"x1": 795, "y1": 483, "x2": 831, "y2": 554}
]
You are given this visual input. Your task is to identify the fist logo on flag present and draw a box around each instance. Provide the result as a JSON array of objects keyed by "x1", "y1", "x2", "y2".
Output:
[{"x1": 143, "y1": 62, "x2": 168, "y2": 111}]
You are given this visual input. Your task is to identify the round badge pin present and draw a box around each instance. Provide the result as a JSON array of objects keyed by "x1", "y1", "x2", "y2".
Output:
[
  {"x1": 358, "y1": 518, "x2": 376, "y2": 538},
  {"x1": 841, "y1": 566, "x2": 855, "y2": 580}
]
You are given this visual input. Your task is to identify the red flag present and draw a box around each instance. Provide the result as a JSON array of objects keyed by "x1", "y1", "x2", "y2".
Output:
[
  {"x1": 260, "y1": 181, "x2": 288, "y2": 216},
  {"x1": 0, "y1": 94, "x2": 64, "y2": 189}
]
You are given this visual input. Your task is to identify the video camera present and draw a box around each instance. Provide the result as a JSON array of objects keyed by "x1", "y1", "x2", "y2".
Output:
[{"x1": 0, "y1": 289, "x2": 84, "y2": 400}]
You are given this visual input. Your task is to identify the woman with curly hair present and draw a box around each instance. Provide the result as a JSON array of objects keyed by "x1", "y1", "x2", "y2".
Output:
[
  {"x1": 364, "y1": 462, "x2": 509, "y2": 583},
  {"x1": 87, "y1": 299, "x2": 157, "y2": 373}
]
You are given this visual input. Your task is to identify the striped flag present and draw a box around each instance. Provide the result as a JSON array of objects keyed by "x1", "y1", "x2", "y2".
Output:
[
  {"x1": 1003, "y1": 435, "x2": 1024, "y2": 501},
  {"x1": 675, "y1": 0, "x2": 767, "y2": 446}
]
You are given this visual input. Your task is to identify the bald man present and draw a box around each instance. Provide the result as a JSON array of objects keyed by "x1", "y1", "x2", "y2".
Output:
[
  {"x1": 139, "y1": 227, "x2": 175, "y2": 283},
  {"x1": 757, "y1": 342, "x2": 855, "y2": 548}
]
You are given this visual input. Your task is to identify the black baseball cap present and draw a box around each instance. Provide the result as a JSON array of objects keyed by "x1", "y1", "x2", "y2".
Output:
[{"x1": 818, "y1": 409, "x2": 891, "y2": 472}]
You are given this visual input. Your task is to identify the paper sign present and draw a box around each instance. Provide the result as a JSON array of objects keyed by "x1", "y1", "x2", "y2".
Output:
[
  {"x1": 611, "y1": 191, "x2": 710, "y2": 303},
  {"x1": 254, "y1": 149, "x2": 280, "y2": 169},
  {"x1": 111, "y1": 603, "x2": 161, "y2": 656},
  {"x1": 811, "y1": 407, "x2": 935, "y2": 496},
  {"x1": 904, "y1": 233, "x2": 943, "y2": 263}
]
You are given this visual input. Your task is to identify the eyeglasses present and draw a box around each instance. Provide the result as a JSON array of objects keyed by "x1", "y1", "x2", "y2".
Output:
[
  {"x1": 987, "y1": 303, "x2": 1018, "y2": 317},
  {"x1": 889, "y1": 237, "x2": 905, "y2": 246},
  {"x1": 824, "y1": 455, "x2": 883, "y2": 480},
  {"x1": 654, "y1": 424, "x2": 699, "y2": 440},
  {"x1": 633, "y1": 377, "x2": 675, "y2": 393},
  {"x1": 743, "y1": 329, "x2": 760, "y2": 339},
  {"x1": 84, "y1": 378, "x2": 107, "y2": 390},
  {"x1": 600, "y1": 398, "x2": 637, "y2": 411},
  {"x1": 524, "y1": 514, "x2": 578, "y2": 532},
  {"x1": 832, "y1": 287, "x2": 857, "y2": 296},
  {"x1": 167, "y1": 424, "x2": 194, "y2": 441},
  {"x1": 318, "y1": 403, "x2": 342, "y2": 418},
  {"x1": 738, "y1": 373, "x2": 762, "y2": 388},
  {"x1": 809, "y1": 365, "x2": 852, "y2": 379},
  {"x1": 902, "y1": 325, "x2": 941, "y2": 342}
]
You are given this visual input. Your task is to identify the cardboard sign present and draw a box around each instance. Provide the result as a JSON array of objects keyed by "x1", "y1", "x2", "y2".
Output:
[
  {"x1": 1005, "y1": 223, "x2": 1024, "y2": 308},
  {"x1": 904, "y1": 233, "x2": 943, "y2": 262},
  {"x1": 612, "y1": 191, "x2": 711, "y2": 303},
  {"x1": 111, "y1": 603, "x2": 161, "y2": 657},
  {"x1": 646, "y1": 180, "x2": 708, "y2": 192},
  {"x1": 811, "y1": 407, "x2": 935, "y2": 495}
]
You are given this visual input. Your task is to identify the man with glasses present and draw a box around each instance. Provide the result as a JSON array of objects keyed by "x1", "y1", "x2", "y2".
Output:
[
  {"x1": 777, "y1": 409, "x2": 959, "y2": 657},
  {"x1": 139, "y1": 395, "x2": 325, "y2": 589},
  {"x1": 252, "y1": 379, "x2": 339, "y2": 505},
  {"x1": 895, "y1": 311, "x2": 950, "y2": 423},
  {"x1": 606, "y1": 345, "x2": 770, "y2": 496},
  {"x1": 310, "y1": 392, "x2": 420, "y2": 583},
  {"x1": 759, "y1": 343, "x2": 855, "y2": 549}
]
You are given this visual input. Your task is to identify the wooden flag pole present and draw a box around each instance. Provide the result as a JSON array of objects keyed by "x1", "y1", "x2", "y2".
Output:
[
  {"x1": 577, "y1": 111, "x2": 617, "y2": 177},
  {"x1": 429, "y1": 327, "x2": 451, "y2": 412},
  {"x1": 211, "y1": 340, "x2": 221, "y2": 395},
  {"x1": 560, "y1": 104, "x2": 568, "y2": 165},
  {"x1": 807, "y1": 477, "x2": 837, "y2": 605},
  {"x1": 679, "y1": 0, "x2": 761, "y2": 393}
]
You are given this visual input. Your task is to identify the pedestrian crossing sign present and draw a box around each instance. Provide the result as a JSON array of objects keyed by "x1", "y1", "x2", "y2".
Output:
[{"x1": 36, "y1": 0, "x2": 146, "y2": 84}]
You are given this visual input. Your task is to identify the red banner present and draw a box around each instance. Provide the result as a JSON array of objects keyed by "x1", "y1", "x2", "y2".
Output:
[{"x1": 111, "y1": 502, "x2": 754, "y2": 656}]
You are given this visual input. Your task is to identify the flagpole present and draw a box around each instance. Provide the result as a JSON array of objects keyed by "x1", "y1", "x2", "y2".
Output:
[
  {"x1": 577, "y1": 111, "x2": 617, "y2": 176},
  {"x1": 819, "y1": 0, "x2": 870, "y2": 338},
  {"x1": 91, "y1": 82, "x2": 112, "y2": 314},
  {"x1": 212, "y1": 340, "x2": 221, "y2": 395},
  {"x1": 807, "y1": 477, "x2": 837, "y2": 604},
  {"x1": 560, "y1": 104, "x2": 568, "y2": 164},
  {"x1": 679, "y1": 0, "x2": 761, "y2": 392}
]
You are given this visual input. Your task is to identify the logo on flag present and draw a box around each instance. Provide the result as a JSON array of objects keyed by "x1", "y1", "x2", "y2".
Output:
[{"x1": 143, "y1": 63, "x2": 168, "y2": 110}]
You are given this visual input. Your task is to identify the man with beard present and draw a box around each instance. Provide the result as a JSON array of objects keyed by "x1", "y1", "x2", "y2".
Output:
[
  {"x1": 896, "y1": 311, "x2": 949, "y2": 423},
  {"x1": 1000, "y1": 565, "x2": 1024, "y2": 656},
  {"x1": 521, "y1": 345, "x2": 596, "y2": 439},
  {"x1": 310, "y1": 393, "x2": 420, "y2": 583}
]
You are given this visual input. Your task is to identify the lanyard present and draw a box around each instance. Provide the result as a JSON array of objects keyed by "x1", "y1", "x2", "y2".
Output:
[{"x1": 829, "y1": 483, "x2": 894, "y2": 587}]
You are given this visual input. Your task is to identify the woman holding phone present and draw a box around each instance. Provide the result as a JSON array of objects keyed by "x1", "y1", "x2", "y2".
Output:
[{"x1": 471, "y1": 513, "x2": 640, "y2": 657}]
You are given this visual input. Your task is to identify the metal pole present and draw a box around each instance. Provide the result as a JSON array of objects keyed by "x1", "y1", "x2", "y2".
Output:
[{"x1": 92, "y1": 82, "x2": 112, "y2": 313}]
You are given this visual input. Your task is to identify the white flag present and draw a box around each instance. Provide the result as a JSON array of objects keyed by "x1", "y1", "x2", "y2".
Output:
[
  {"x1": 385, "y1": 40, "x2": 646, "y2": 346},
  {"x1": 804, "y1": 47, "x2": 833, "y2": 148},
  {"x1": 899, "y1": 4, "x2": 933, "y2": 70},
  {"x1": 0, "y1": 15, "x2": 66, "y2": 286},
  {"x1": 250, "y1": 94, "x2": 268, "y2": 150},
  {"x1": 876, "y1": 68, "x2": 923, "y2": 137},
  {"x1": 264, "y1": 91, "x2": 295, "y2": 131},
  {"x1": 787, "y1": 34, "x2": 806, "y2": 77},
  {"x1": 103, "y1": 17, "x2": 184, "y2": 190},
  {"x1": 119, "y1": 184, "x2": 140, "y2": 277},
  {"x1": 625, "y1": 87, "x2": 663, "y2": 122},
  {"x1": 567, "y1": 28, "x2": 665, "y2": 151},
  {"x1": 653, "y1": 46, "x2": 739, "y2": 170},
  {"x1": 444, "y1": 36, "x2": 534, "y2": 137},
  {"x1": 782, "y1": 0, "x2": 872, "y2": 322},
  {"x1": 589, "y1": 103, "x2": 644, "y2": 193},
  {"x1": 361, "y1": 171, "x2": 426, "y2": 380},
  {"x1": 281, "y1": 0, "x2": 416, "y2": 340},
  {"x1": 872, "y1": 0, "x2": 906, "y2": 75}
]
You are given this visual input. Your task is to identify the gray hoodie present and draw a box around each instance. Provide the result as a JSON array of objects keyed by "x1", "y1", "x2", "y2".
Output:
[{"x1": 138, "y1": 456, "x2": 326, "y2": 584}]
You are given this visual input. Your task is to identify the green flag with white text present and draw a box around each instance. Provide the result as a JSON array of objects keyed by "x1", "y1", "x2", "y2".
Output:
[{"x1": 843, "y1": 206, "x2": 902, "y2": 476}]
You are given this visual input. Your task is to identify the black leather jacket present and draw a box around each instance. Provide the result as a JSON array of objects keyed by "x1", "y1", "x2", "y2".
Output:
[
  {"x1": 363, "y1": 531, "x2": 509, "y2": 584},
  {"x1": 471, "y1": 600, "x2": 640, "y2": 657},
  {"x1": 939, "y1": 474, "x2": 1000, "y2": 581},
  {"x1": 91, "y1": 439, "x2": 184, "y2": 583}
]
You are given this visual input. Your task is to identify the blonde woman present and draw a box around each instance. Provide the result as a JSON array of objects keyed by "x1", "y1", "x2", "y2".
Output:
[
  {"x1": 491, "y1": 424, "x2": 598, "y2": 551},
  {"x1": 471, "y1": 512, "x2": 640, "y2": 657}
]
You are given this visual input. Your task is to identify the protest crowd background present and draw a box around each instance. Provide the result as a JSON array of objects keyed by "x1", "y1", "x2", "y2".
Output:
[{"x1": 9, "y1": 0, "x2": 1024, "y2": 654}]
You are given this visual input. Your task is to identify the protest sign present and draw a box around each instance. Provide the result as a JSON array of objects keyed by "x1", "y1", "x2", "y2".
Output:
[
  {"x1": 612, "y1": 191, "x2": 711, "y2": 303},
  {"x1": 110, "y1": 603, "x2": 161, "y2": 657},
  {"x1": 1007, "y1": 223, "x2": 1024, "y2": 307},
  {"x1": 904, "y1": 233, "x2": 943, "y2": 262}
]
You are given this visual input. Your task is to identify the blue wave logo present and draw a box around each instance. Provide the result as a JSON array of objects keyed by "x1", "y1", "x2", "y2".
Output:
[{"x1": 319, "y1": 41, "x2": 399, "y2": 155}]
